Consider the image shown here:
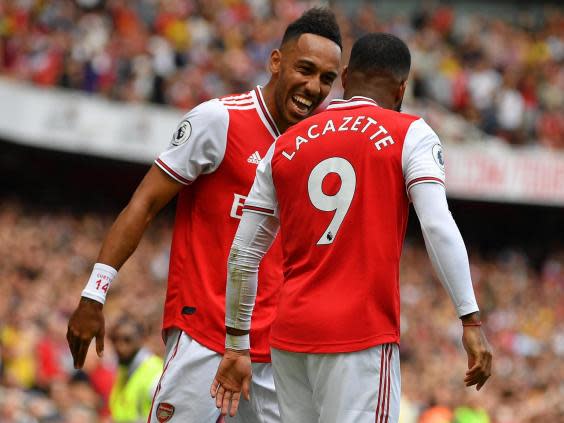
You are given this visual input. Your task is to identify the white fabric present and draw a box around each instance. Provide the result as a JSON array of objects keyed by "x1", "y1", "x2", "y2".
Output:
[
  {"x1": 496, "y1": 88, "x2": 525, "y2": 130},
  {"x1": 402, "y1": 118, "x2": 446, "y2": 190},
  {"x1": 243, "y1": 142, "x2": 279, "y2": 216},
  {"x1": 156, "y1": 98, "x2": 229, "y2": 184},
  {"x1": 149, "y1": 329, "x2": 280, "y2": 423},
  {"x1": 225, "y1": 333, "x2": 250, "y2": 350},
  {"x1": 225, "y1": 212, "x2": 278, "y2": 331},
  {"x1": 81, "y1": 263, "x2": 117, "y2": 304},
  {"x1": 271, "y1": 344, "x2": 400, "y2": 423},
  {"x1": 410, "y1": 183, "x2": 479, "y2": 317}
]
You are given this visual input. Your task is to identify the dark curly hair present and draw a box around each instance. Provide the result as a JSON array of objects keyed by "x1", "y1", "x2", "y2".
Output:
[
  {"x1": 281, "y1": 7, "x2": 342, "y2": 50},
  {"x1": 348, "y1": 33, "x2": 411, "y2": 81}
]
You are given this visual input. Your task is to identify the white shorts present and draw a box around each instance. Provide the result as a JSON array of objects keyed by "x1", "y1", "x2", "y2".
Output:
[
  {"x1": 148, "y1": 329, "x2": 280, "y2": 423},
  {"x1": 271, "y1": 344, "x2": 400, "y2": 423}
]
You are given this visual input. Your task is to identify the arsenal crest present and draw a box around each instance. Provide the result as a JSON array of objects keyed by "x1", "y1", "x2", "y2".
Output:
[{"x1": 156, "y1": 402, "x2": 175, "y2": 422}]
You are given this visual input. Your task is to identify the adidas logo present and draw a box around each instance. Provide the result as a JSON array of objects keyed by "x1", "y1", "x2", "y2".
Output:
[{"x1": 247, "y1": 151, "x2": 262, "y2": 165}]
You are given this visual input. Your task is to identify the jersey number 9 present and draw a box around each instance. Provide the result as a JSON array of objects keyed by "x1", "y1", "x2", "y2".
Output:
[{"x1": 307, "y1": 157, "x2": 356, "y2": 245}]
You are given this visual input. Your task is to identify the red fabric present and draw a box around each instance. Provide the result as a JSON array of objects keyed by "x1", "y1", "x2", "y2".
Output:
[
  {"x1": 89, "y1": 364, "x2": 116, "y2": 417},
  {"x1": 36, "y1": 337, "x2": 66, "y2": 384},
  {"x1": 162, "y1": 91, "x2": 284, "y2": 363},
  {"x1": 269, "y1": 99, "x2": 419, "y2": 353}
]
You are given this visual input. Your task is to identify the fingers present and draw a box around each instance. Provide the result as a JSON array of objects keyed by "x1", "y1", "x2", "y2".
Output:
[
  {"x1": 242, "y1": 377, "x2": 251, "y2": 401},
  {"x1": 462, "y1": 328, "x2": 493, "y2": 390},
  {"x1": 66, "y1": 327, "x2": 76, "y2": 357},
  {"x1": 210, "y1": 378, "x2": 220, "y2": 398},
  {"x1": 221, "y1": 388, "x2": 233, "y2": 416},
  {"x1": 66, "y1": 327, "x2": 82, "y2": 368},
  {"x1": 464, "y1": 351, "x2": 492, "y2": 390},
  {"x1": 229, "y1": 391, "x2": 241, "y2": 417},
  {"x1": 212, "y1": 383, "x2": 243, "y2": 417},
  {"x1": 214, "y1": 384, "x2": 231, "y2": 416},
  {"x1": 215, "y1": 384, "x2": 225, "y2": 411},
  {"x1": 74, "y1": 337, "x2": 91, "y2": 369},
  {"x1": 95, "y1": 331, "x2": 104, "y2": 358}
]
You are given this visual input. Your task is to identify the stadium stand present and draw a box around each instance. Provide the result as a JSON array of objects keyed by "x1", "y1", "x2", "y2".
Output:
[
  {"x1": 0, "y1": 175, "x2": 563, "y2": 422},
  {"x1": 0, "y1": 0, "x2": 562, "y2": 147},
  {"x1": 1, "y1": 1, "x2": 563, "y2": 422}
]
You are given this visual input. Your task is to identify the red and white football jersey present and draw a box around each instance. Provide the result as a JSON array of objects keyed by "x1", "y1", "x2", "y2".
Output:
[
  {"x1": 244, "y1": 96, "x2": 446, "y2": 354},
  {"x1": 155, "y1": 87, "x2": 284, "y2": 362}
]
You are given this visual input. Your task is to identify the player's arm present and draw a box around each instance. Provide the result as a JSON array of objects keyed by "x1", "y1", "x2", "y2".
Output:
[
  {"x1": 211, "y1": 143, "x2": 279, "y2": 417},
  {"x1": 67, "y1": 99, "x2": 229, "y2": 369},
  {"x1": 211, "y1": 211, "x2": 279, "y2": 416},
  {"x1": 410, "y1": 183, "x2": 492, "y2": 390},
  {"x1": 403, "y1": 118, "x2": 492, "y2": 390},
  {"x1": 67, "y1": 166, "x2": 183, "y2": 369},
  {"x1": 99, "y1": 165, "x2": 183, "y2": 269}
]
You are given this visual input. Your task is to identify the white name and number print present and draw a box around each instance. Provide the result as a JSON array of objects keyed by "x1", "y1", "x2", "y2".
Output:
[
  {"x1": 307, "y1": 143, "x2": 444, "y2": 246},
  {"x1": 308, "y1": 157, "x2": 356, "y2": 245}
]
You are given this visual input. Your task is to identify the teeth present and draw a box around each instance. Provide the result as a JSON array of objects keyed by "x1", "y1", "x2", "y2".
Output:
[{"x1": 293, "y1": 95, "x2": 312, "y2": 107}]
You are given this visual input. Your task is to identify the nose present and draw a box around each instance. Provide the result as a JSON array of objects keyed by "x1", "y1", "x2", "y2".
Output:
[{"x1": 303, "y1": 74, "x2": 321, "y2": 98}]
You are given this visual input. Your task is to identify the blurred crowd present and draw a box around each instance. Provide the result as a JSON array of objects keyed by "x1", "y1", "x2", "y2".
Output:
[
  {"x1": 0, "y1": 0, "x2": 562, "y2": 148},
  {"x1": 1, "y1": 197, "x2": 562, "y2": 422}
]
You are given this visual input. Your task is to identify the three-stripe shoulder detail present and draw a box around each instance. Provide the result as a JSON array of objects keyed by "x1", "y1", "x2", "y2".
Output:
[{"x1": 220, "y1": 92, "x2": 255, "y2": 110}]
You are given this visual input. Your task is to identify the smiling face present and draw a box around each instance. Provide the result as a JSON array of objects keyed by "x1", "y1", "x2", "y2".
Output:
[{"x1": 270, "y1": 33, "x2": 341, "y2": 131}]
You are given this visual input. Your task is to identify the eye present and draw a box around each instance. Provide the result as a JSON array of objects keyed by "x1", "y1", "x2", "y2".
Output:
[
  {"x1": 297, "y1": 65, "x2": 313, "y2": 75},
  {"x1": 321, "y1": 74, "x2": 336, "y2": 86}
]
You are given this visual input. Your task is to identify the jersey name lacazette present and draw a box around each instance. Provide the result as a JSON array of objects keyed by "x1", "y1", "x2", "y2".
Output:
[{"x1": 280, "y1": 115, "x2": 397, "y2": 161}]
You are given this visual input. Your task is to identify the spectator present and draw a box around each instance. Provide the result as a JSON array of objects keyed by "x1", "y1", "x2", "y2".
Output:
[
  {"x1": 0, "y1": 195, "x2": 562, "y2": 421},
  {"x1": 108, "y1": 315, "x2": 163, "y2": 423},
  {"x1": 0, "y1": 1, "x2": 561, "y2": 147}
]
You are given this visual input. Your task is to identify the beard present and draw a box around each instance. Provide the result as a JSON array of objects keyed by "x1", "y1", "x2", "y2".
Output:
[{"x1": 118, "y1": 351, "x2": 137, "y2": 366}]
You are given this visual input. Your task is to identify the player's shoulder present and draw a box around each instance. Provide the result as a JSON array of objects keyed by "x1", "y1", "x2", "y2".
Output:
[
  {"x1": 218, "y1": 89, "x2": 256, "y2": 110},
  {"x1": 371, "y1": 108, "x2": 438, "y2": 141},
  {"x1": 377, "y1": 107, "x2": 422, "y2": 127},
  {"x1": 169, "y1": 98, "x2": 229, "y2": 146},
  {"x1": 403, "y1": 115, "x2": 438, "y2": 140},
  {"x1": 183, "y1": 97, "x2": 229, "y2": 121}
]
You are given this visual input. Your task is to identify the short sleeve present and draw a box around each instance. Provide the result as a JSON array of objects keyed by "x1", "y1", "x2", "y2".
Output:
[
  {"x1": 243, "y1": 142, "x2": 279, "y2": 217},
  {"x1": 402, "y1": 118, "x2": 446, "y2": 193},
  {"x1": 155, "y1": 99, "x2": 229, "y2": 184}
]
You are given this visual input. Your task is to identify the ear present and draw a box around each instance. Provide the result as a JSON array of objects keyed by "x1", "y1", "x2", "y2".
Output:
[
  {"x1": 396, "y1": 80, "x2": 408, "y2": 104},
  {"x1": 269, "y1": 49, "x2": 282, "y2": 76},
  {"x1": 341, "y1": 65, "x2": 348, "y2": 90}
]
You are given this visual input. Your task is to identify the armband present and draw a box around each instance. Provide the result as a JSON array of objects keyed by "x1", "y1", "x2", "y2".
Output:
[
  {"x1": 462, "y1": 322, "x2": 482, "y2": 327},
  {"x1": 81, "y1": 263, "x2": 117, "y2": 305},
  {"x1": 225, "y1": 333, "x2": 250, "y2": 351}
]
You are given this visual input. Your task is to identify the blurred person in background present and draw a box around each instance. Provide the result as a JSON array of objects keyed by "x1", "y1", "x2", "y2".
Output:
[
  {"x1": 1, "y1": 1, "x2": 562, "y2": 147},
  {"x1": 67, "y1": 7, "x2": 342, "y2": 423},
  {"x1": 109, "y1": 315, "x2": 162, "y2": 423}
]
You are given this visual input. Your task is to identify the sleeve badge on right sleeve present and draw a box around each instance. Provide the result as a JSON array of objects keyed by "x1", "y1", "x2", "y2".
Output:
[
  {"x1": 171, "y1": 119, "x2": 192, "y2": 146},
  {"x1": 432, "y1": 143, "x2": 445, "y2": 172}
]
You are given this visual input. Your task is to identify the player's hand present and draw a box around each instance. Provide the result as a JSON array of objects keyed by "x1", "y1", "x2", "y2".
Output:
[
  {"x1": 66, "y1": 297, "x2": 105, "y2": 369},
  {"x1": 210, "y1": 349, "x2": 252, "y2": 417},
  {"x1": 462, "y1": 325, "x2": 492, "y2": 391}
]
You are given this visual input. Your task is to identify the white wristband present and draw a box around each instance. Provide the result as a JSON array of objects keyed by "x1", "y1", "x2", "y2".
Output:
[
  {"x1": 225, "y1": 333, "x2": 250, "y2": 351},
  {"x1": 81, "y1": 263, "x2": 117, "y2": 305}
]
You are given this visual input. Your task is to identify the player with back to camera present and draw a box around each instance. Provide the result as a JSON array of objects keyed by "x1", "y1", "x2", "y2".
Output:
[
  {"x1": 212, "y1": 33, "x2": 493, "y2": 423},
  {"x1": 66, "y1": 8, "x2": 342, "y2": 423}
]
